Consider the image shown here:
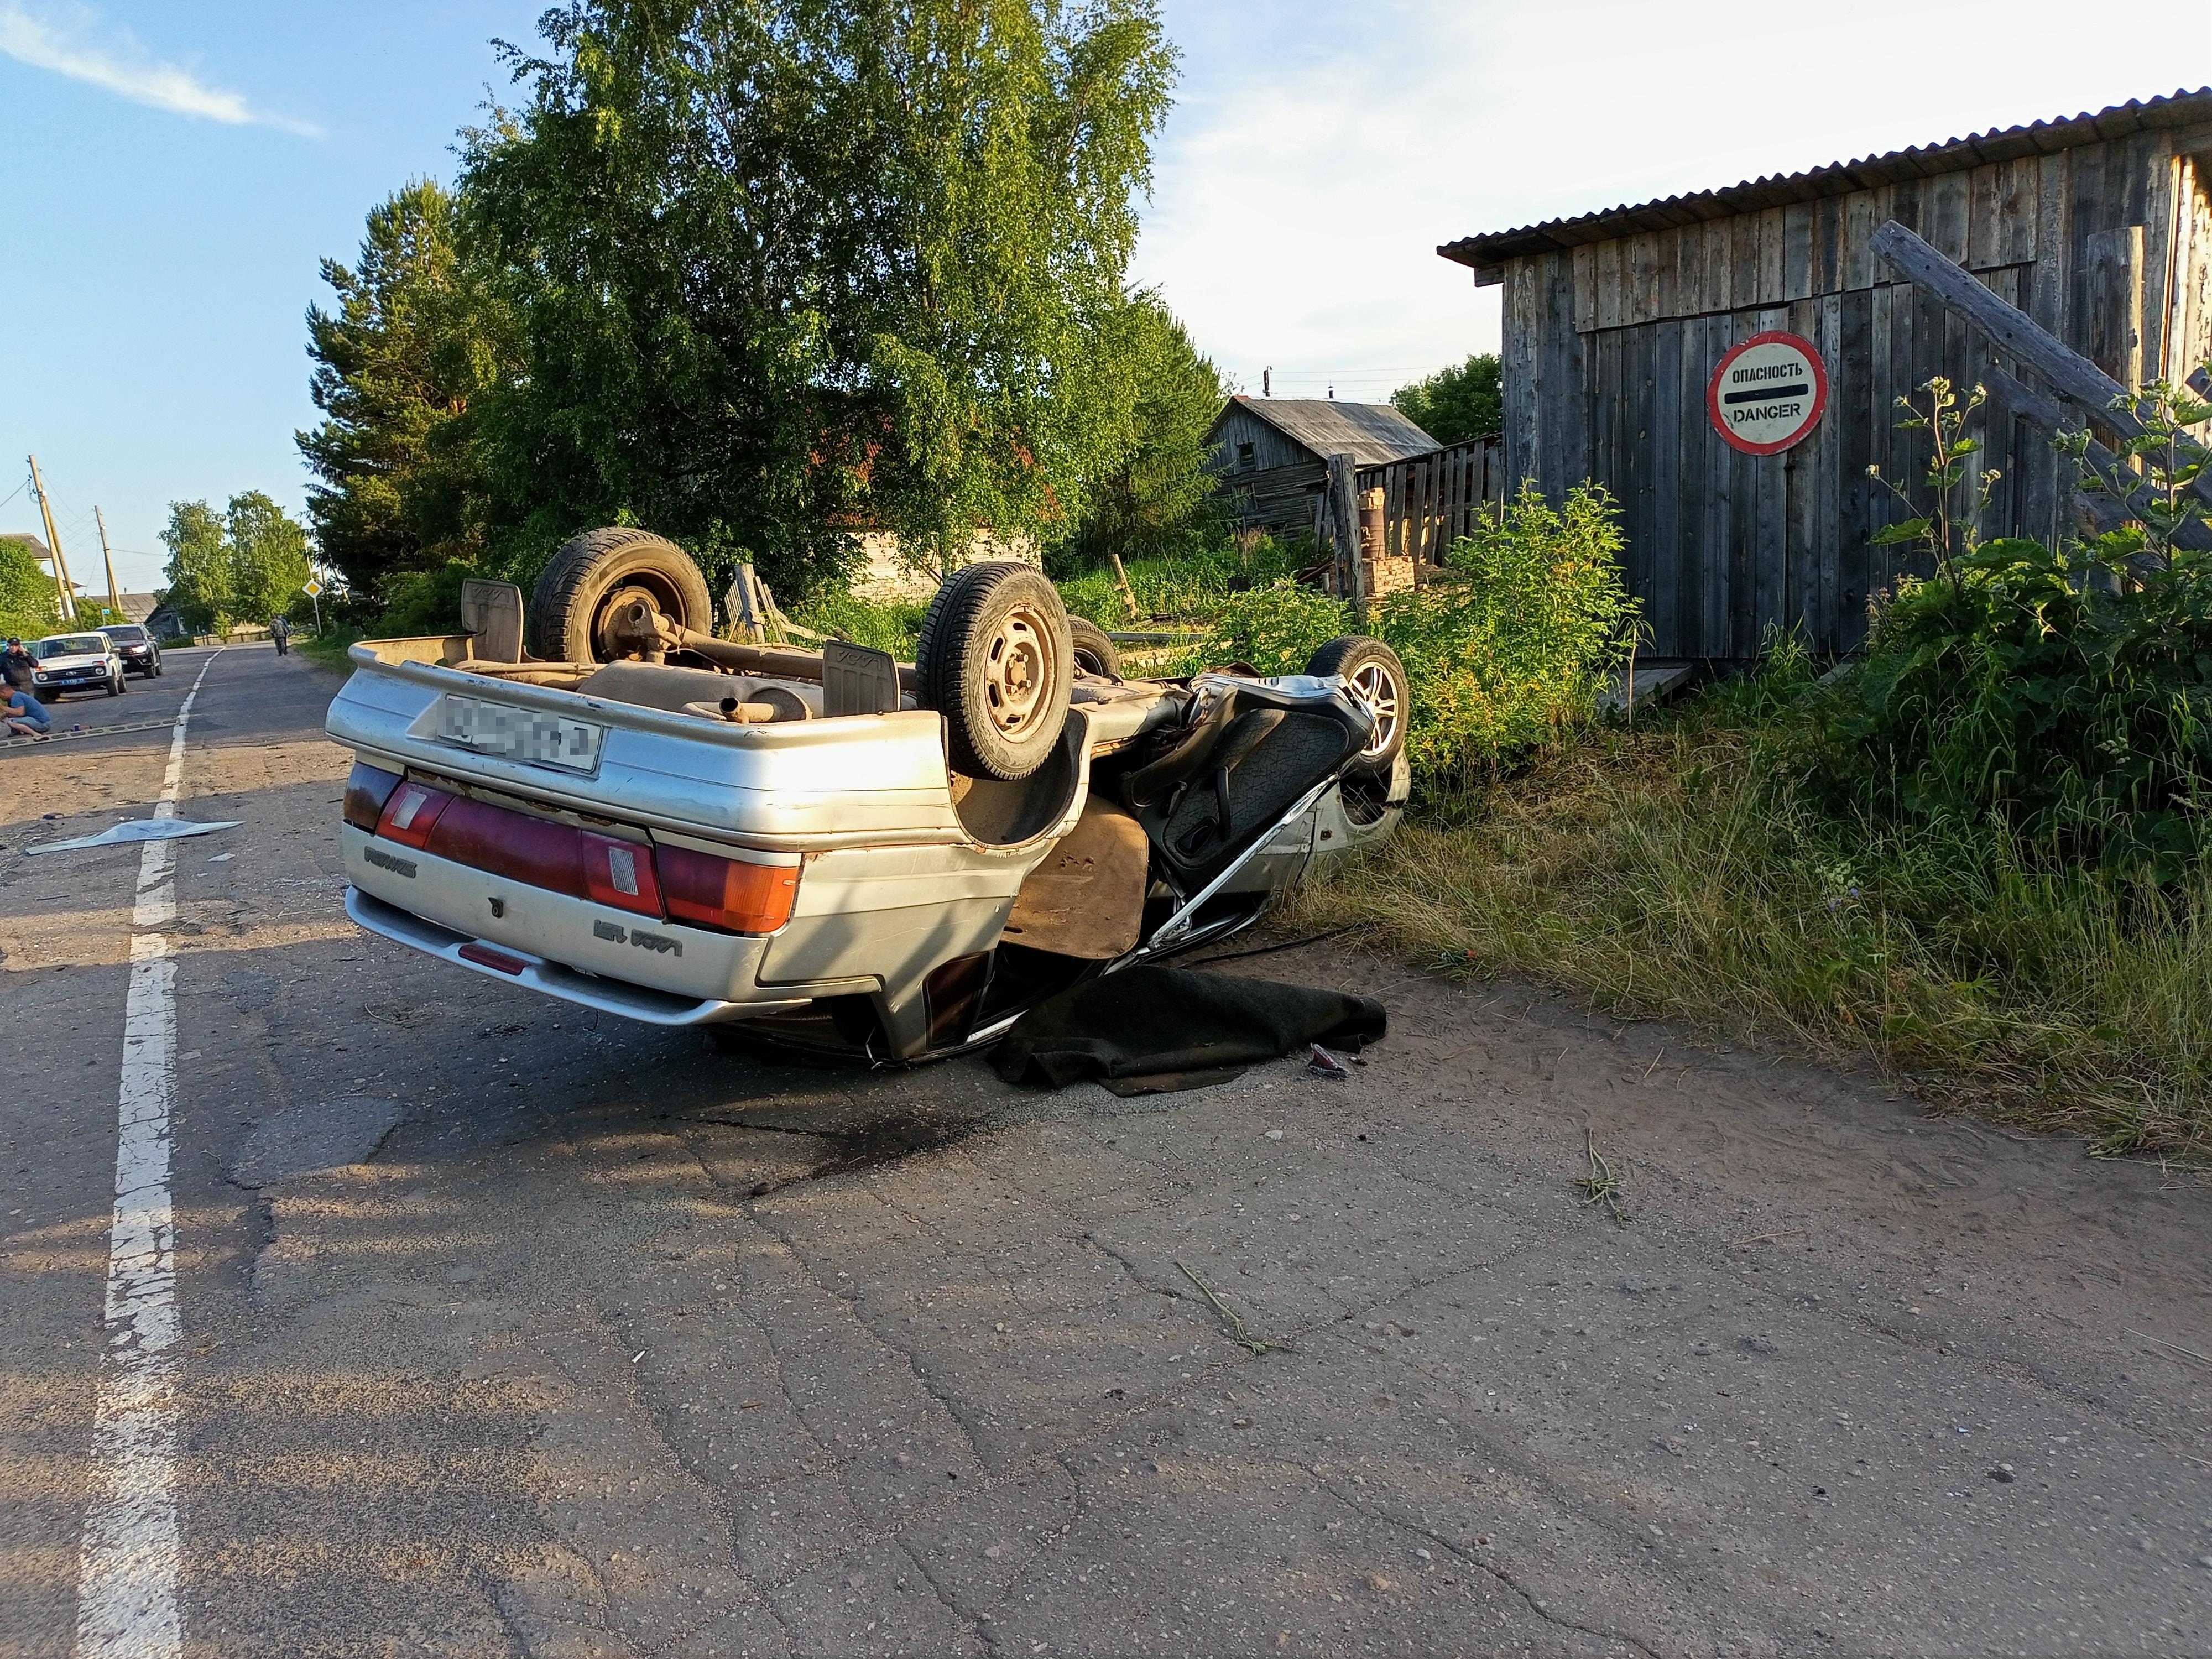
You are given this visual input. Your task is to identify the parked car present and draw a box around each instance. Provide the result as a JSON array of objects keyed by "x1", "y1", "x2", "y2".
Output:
[
  {"x1": 327, "y1": 529, "x2": 1410, "y2": 1064},
  {"x1": 29, "y1": 631, "x2": 126, "y2": 699},
  {"x1": 99, "y1": 623, "x2": 163, "y2": 677}
]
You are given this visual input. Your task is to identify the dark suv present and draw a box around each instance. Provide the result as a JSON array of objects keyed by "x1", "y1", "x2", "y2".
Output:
[{"x1": 100, "y1": 624, "x2": 163, "y2": 678}]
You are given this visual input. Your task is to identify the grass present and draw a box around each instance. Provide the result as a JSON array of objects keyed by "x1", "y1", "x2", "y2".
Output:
[
  {"x1": 1283, "y1": 707, "x2": 2212, "y2": 1160},
  {"x1": 296, "y1": 625, "x2": 364, "y2": 675}
]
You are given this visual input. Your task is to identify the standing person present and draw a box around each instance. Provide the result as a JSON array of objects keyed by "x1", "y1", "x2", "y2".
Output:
[
  {"x1": 270, "y1": 613, "x2": 291, "y2": 656},
  {"x1": 0, "y1": 638, "x2": 32, "y2": 682},
  {"x1": 3, "y1": 669, "x2": 50, "y2": 740}
]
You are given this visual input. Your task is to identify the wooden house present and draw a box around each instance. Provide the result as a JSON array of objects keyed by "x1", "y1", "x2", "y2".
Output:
[
  {"x1": 1438, "y1": 88, "x2": 2212, "y2": 661},
  {"x1": 1202, "y1": 397, "x2": 1438, "y2": 544}
]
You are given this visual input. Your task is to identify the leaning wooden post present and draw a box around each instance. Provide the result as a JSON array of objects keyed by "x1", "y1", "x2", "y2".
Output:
[
  {"x1": 1109, "y1": 553, "x2": 1139, "y2": 621},
  {"x1": 1326, "y1": 452, "x2": 1364, "y2": 624}
]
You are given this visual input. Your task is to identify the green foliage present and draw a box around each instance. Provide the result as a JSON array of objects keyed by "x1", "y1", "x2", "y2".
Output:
[
  {"x1": 787, "y1": 588, "x2": 932, "y2": 657},
  {"x1": 1292, "y1": 709, "x2": 2212, "y2": 1158},
  {"x1": 457, "y1": 0, "x2": 1177, "y2": 599},
  {"x1": 227, "y1": 491, "x2": 314, "y2": 624},
  {"x1": 1201, "y1": 579, "x2": 1349, "y2": 673},
  {"x1": 1374, "y1": 483, "x2": 1639, "y2": 776},
  {"x1": 160, "y1": 494, "x2": 312, "y2": 635},
  {"x1": 1820, "y1": 367, "x2": 2212, "y2": 877},
  {"x1": 296, "y1": 624, "x2": 365, "y2": 676},
  {"x1": 1068, "y1": 290, "x2": 1227, "y2": 562},
  {"x1": 1053, "y1": 536, "x2": 1303, "y2": 626},
  {"x1": 1820, "y1": 536, "x2": 2212, "y2": 874},
  {"x1": 1390, "y1": 353, "x2": 1501, "y2": 446},
  {"x1": 1115, "y1": 487, "x2": 1639, "y2": 781},
  {"x1": 376, "y1": 560, "x2": 477, "y2": 637},
  {"x1": 2059, "y1": 374, "x2": 2212, "y2": 573},
  {"x1": 0, "y1": 539, "x2": 65, "y2": 638},
  {"x1": 159, "y1": 501, "x2": 232, "y2": 634},
  {"x1": 298, "y1": 179, "x2": 518, "y2": 599},
  {"x1": 1866, "y1": 374, "x2": 2001, "y2": 599}
]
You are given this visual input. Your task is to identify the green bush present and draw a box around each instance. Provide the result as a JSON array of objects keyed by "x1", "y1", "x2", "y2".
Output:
[
  {"x1": 1375, "y1": 483, "x2": 1639, "y2": 778},
  {"x1": 1820, "y1": 372, "x2": 2212, "y2": 876},
  {"x1": 377, "y1": 560, "x2": 478, "y2": 637},
  {"x1": 786, "y1": 589, "x2": 931, "y2": 658},
  {"x1": 1199, "y1": 578, "x2": 1349, "y2": 672},
  {"x1": 1158, "y1": 486, "x2": 1640, "y2": 783}
]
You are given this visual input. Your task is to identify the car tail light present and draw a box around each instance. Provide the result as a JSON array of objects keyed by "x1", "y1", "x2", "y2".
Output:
[
  {"x1": 429, "y1": 797, "x2": 585, "y2": 895},
  {"x1": 658, "y1": 844, "x2": 800, "y2": 934},
  {"x1": 376, "y1": 780, "x2": 455, "y2": 848},
  {"x1": 581, "y1": 831, "x2": 662, "y2": 917},
  {"x1": 343, "y1": 761, "x2": 403, "y2": 831}
]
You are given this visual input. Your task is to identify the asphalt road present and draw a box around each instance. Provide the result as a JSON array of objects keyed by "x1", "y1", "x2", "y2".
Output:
[{"x1": 3, "y1": 644, "x2": 2210, "y2": 1657}]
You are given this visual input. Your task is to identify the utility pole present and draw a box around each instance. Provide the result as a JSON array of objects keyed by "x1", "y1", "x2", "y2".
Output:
[
  {"x1": 95, "y1": 506, "x2": 121, "y2": 619},
  {"x1": 26, "y1": 455, "x2": 78, "y2": 623}
]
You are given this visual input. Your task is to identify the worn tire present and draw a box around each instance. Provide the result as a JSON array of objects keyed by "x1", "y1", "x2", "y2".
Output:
[
  {"x1": 1068, "y1": 615, "x2": 1120, "y2": 678},
  {"x1": 1306, "y1": 634, "x2": 1408, "y2": 779},
  {"x1": 916, "y1": 562, "x2": 1073, "y2": 780},
  {"x1": 528, "y1": 527, "x2": 713, "y2": 663}
]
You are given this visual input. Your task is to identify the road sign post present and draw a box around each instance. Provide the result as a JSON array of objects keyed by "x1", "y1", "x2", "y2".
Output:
[{"x1": 303, "y1": 578, "x2": 324, "y2": 635}]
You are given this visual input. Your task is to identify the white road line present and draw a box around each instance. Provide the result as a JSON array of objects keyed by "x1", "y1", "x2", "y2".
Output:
[{"x1": 75, "y1": 649, "x2": 222, "y2": 1659}]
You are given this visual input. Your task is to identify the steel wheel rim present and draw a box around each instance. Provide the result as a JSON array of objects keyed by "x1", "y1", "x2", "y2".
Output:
[
  {"x1": 983, "y1": 604, "x2": 1055, "y2": 738},
  {"x1": 1348, "y1": 662, "x2": 1400, "y2": 757}
]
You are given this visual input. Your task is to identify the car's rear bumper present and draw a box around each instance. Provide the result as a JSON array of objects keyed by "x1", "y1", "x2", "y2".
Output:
[
  {"x1": 341, "y1": 822, "x2": 843, "y2": 1020},
  {"x1": 345, "y1": 888, "x2": 810, "y2": 1026}
]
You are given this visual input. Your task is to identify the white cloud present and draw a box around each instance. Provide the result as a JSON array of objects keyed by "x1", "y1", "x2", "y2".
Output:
[
  {"x1": 0, "y1": 4, "x2": 321, "y2": 137},
  {"x1": 1136, "y1": 0, "x2": 2212, "y2": 404}
]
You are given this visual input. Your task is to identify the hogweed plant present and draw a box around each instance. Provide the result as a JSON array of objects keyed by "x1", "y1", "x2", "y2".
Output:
[
  {"x1": 2056, "y1": 375, "x2": 2212, "y2": 575},
  {"x1": 1867, "y1": 375, "x2": 2002, "y2": 600}
]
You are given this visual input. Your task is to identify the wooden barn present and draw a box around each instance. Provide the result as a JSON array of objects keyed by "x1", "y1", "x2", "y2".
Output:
[
  {"x1": 1438, "y1": 88, "x2": 2212, "y2": 661},
  {"x1": 1202, "y1": 397, "x2": 1438, "y2": 543}
]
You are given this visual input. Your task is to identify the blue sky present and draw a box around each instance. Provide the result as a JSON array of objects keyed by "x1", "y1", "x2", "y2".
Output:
[{"x1": 2, "y1": 1, "x2": 2206, "y2": 594}]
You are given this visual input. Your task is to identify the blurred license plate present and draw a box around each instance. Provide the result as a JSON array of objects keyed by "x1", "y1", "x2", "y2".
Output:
[{"x1": 434, "y1": 694, "x2": 604, "y2": 774}]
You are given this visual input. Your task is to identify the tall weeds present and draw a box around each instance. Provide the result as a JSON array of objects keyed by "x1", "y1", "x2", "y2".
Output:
[{"x1": 1288, "y1": 706, "x2": 2212, "y2": 1156}]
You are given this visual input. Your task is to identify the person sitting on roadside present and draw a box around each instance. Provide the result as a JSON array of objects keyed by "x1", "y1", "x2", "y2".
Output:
[{"x1": 3, "y1": 669, "x2": 51, "y2": 740}]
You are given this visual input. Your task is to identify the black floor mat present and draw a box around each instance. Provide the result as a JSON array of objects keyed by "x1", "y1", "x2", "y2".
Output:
[{"x1": 990, "y1": 966, "x2": 1386, "y2": 1093}]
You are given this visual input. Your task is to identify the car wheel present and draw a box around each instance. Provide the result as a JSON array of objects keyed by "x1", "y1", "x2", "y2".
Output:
[
  {"x1": 1068, "y1": 615, "x2": 1121, "y2": 678},
  {"x1": 528, "y1": 527, "x2": 714, "y2": 663},
  {"x1": 1306, "y1": 635, "x2": 1408, "y2": 779},
  {"x1": 916, "y1": 561, "x2": 1073, "y2": 781},
  {"x1": 108, "y1": 674, "x2": 122, "y2": 697},
  {"x1": 154, "y1": 661, "x2": 164, "y2": 676}
]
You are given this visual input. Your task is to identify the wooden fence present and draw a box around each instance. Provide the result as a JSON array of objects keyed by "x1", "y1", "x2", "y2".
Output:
[{"x1": 1350, "y1": 437, "x2": 1505, "y2": 565}]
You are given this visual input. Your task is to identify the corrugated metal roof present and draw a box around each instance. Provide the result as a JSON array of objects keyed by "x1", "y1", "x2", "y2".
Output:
[
  {"x1": 1211, "y1": 397, "x2": 1440, "y2": 466},
  {"x1": 1439, "y1": 87, "x2": 2212, "y2": 272}
]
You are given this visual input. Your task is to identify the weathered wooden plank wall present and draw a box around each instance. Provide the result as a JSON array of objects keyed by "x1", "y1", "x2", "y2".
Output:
[
  {"x1": 1210, "y1": 460, "x2": 1325, "y2": 543},
  {"x1": 1499, "y1": 128, "x2": 2206, "y2": 659},
  {"x1": 1353, "y1": 438, "x2": 1505, "y2": 564}
]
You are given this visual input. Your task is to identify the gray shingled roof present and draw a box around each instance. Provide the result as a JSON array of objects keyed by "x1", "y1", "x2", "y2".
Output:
[
  {"x1": 1439, "y1": 87, "x2": 2212, "y2": 272},
  {"x1": 1212, "y1": 397, "x2": 1440, "y2": 466}
]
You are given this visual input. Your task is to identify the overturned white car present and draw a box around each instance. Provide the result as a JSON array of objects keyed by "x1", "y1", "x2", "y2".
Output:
[{"x1": 327, "y1": 529, "x2": 1408, "y2": 1063}]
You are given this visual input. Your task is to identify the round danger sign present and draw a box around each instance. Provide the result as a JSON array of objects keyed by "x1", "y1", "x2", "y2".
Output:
[{"x1": 1708, "y1": 330, "x2": 1828, "y2": 455}]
